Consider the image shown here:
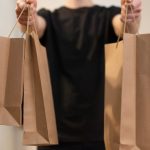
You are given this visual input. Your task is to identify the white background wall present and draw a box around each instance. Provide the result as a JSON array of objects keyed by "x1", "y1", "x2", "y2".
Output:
[
  {"x1": 0, "y1": 0, "x2": 25, "y2": 149},
  {"x1": 0, "y1": 0, "x2": 149, "y2": 150},
  {"x1": 37, "y1": 0, "x2": 120, "y2": 10}
]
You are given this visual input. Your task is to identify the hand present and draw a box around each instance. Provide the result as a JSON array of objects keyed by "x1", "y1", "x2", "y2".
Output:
[
  {"x1": 16, "y1": 0, "x2": 37, "y2": 26},
  {"x1": 121, "y1": 0, "x2": 142, "y2": 23}
]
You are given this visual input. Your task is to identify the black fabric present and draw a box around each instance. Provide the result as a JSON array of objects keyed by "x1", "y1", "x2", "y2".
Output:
[
  {"x1": 37, "y1": 5, "x2": 120, "y2": 144},
  {"x1": 38, "y1": 141, "x2": 105, "y2": 150}
]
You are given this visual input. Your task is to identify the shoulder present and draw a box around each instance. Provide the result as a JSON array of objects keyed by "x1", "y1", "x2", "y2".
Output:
[
  {"x1": 37, "y1": 7, "x2": 66, "y2": 21},
  {"x1": 105, "y1": 6, "x2": 121, "y2": 19},
  {"x1": 91, "y1": 5, "x2": 120, "y2": 12},
  {"x1": 37, "y1": 8, "x2": 53, "y2": 26},
  {"x1": 87, "y1": 5, "x2": 121, "y2": 21},
  {"x1": 38, "y1": 8, "x2": 51, "y2": 17},
  {"x1": 95, "y1": 5, "x2": 121, "y2": 22},
  {"x1": 106, "y1": 6, "x2": 121, "y2": 14}
]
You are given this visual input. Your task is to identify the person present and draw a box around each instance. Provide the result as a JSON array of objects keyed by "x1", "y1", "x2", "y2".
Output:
[{"x1": 16, "y1": 0, "x2": 141, "y2": 150}]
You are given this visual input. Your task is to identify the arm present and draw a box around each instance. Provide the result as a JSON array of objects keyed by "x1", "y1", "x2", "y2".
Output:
[
  {"x1": 16, "y1": 0, "x2": 46, "y2": 38},
  {"x1": 112, "y1": 0, "x2": 142, "y2": 36}
]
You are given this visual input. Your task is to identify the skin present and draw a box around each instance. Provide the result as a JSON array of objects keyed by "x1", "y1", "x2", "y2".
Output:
[{"x1": 16, "y1": 0, "x2": 142, "y2": 38}]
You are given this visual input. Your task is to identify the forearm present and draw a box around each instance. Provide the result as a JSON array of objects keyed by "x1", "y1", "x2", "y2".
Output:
[{"x1": 33, "y1": 14, "x2": 46, "y2": 38}]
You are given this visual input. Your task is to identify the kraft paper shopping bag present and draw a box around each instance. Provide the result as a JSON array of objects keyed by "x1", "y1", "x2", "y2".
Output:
[
  {"x1": 0, "y1": 36, "x2": 24, "y2": 126},
  {"x1": 104, "y1": 41, "x2": 123, "y2": 150},
  {"x1": 105, "y1": 33, "x2": 150, "y2": 150},
  {"x1": 23, "y1": 31, "x2": 58, "y2": 145}
]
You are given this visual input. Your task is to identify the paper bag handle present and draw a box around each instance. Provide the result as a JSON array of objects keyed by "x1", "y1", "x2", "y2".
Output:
[
  {"x1": 123, "y1": 2, "x2": 137, "y2": 34},
  {"x1": 25, "y1": 5, "x2": 38, "y2": 37},
  {"x1": 116, "y1": 1, "x2": 137, "y2": 47},
  {"x1": 8, "y1": 4, "x2": 27, "y2": 37}
]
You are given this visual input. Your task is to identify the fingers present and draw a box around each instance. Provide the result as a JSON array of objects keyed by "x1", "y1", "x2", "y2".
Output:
[
  {"x1": 121, "y1": 4, "x2": 141, "y2": 15},
  {"x1": 122, "y1": 0, "x2": 141, "y2": 10},
  {"x1": 18, "y1": 16, "x2": 35, "y2": 26},
  {"x1": 132, "y1": 0, "x2": 142, "y2": 10},
  {"x1": 16, "y1": 0, "x2": 37, "y2": 26},
  {"x1": 121, "y1": 0, "x2": 142, "y2": 23}
]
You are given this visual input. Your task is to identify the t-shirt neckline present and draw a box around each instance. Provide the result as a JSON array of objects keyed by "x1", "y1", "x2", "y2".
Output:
[{"x1": 61, "y1": 5, "x2": 98, "y2": 12}]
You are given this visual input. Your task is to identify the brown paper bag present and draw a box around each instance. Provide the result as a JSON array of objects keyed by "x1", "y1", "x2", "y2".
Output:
[
  {"x1": 104, "y1": 41, "x2": 123, "y2": 150},
  {"x1": 105, "y1": 33, "x2": 150, "y2": 150},
  {"x1": 0, "y1": 36, "x2": 24, "y2": 126},
  {"x1": 23, "y1": 31, "x2": 58, "y2": 146},
  {"x1": 120, "y1": 33, "x2": 150, "y2": 150}
]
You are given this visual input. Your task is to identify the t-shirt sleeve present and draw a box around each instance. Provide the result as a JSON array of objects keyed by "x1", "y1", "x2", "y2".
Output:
[
  {"x1": 107, "y1": 6, "x2": 121, "y2": 24},
  {"x1": 37, "y1": 8, "x2": 52, "y2": 46},
  {"x1": 104, "y1": 6, "x2": 121, "y2": 44},
  {"x1": 38, "y1": 8, "x2": 51, "y2": 22}
]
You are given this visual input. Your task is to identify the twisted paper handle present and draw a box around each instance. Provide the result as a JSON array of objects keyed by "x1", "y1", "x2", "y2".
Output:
[
  {"x1": 116, "y1": 0, "x2": 136, "y2": 47},
  {"x1": 8, "y1": 4, "x2": 27, "y2": 37}
]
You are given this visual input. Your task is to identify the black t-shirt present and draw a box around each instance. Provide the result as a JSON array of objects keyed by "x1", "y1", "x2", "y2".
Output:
[{"x1": 38, "y1": 5, "x2": 120, "y2": 143}]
